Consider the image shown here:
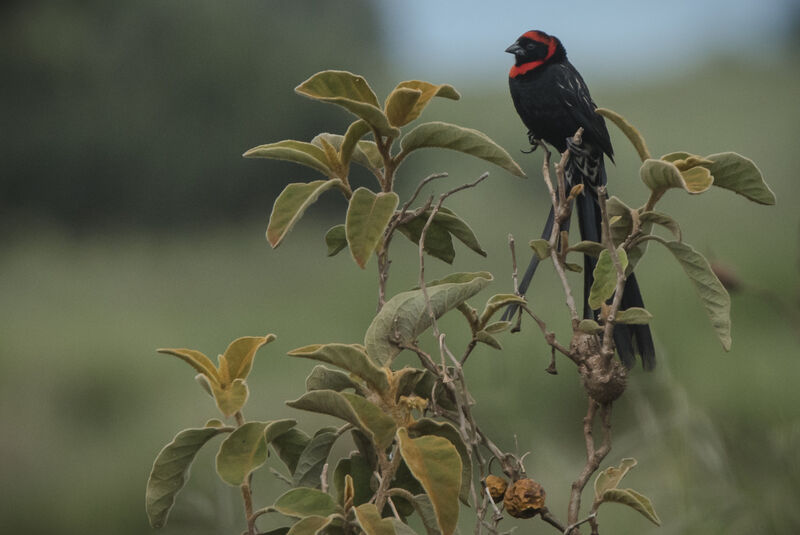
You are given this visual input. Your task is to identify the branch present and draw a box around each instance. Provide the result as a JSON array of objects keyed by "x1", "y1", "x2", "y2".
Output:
[{"x1": 596, "y1": 186, "x2": 627, "y2": 360}]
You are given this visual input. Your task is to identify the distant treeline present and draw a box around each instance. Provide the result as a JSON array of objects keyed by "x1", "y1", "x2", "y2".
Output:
[{"x1": 0, "y1": 1, "x2": 384, "y2": 229}]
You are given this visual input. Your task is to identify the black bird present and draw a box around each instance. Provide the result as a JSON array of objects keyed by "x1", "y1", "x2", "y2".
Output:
[{"x1": 504, "y1": 30, "x2": 655, "y2": 369}]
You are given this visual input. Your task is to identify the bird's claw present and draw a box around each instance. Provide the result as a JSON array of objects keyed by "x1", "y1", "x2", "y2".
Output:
[{"x1": 521, "y1": 133, "x2": 541, "y2": 154}]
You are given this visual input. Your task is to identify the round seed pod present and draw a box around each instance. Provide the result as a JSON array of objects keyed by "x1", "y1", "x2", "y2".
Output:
[
  {"x1": 484, "y1": 475, "x2": 508, "y2": 503},
  {"x1": 503, "y1": 478, "x2": 545, "y2": 518}
]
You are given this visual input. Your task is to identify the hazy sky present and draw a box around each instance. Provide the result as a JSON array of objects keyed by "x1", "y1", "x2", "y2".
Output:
[{"x1": 379, "y1": 0, "x2": 795, "y2": 83}]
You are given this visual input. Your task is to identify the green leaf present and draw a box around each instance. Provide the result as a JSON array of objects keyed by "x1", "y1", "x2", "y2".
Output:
[
  {"x1": 333, "y1": 453, "x2": 374, "y2": 506},
  {"x1": 305, "y1": 365, "x2": 358, "y2": 392},
  {"x1": 286, "y1": 516, "x2": 335, "y2": 535},
  {"x1": 614, "y1": 307, "x2": 653, "y2": 325},
  {"x1": 400, "y1": 121, "x2": 525, "y2": 177},
  {"x1": 411, "y1": 494, "x2": 441, "y2": 535},
  {"x1": 397, "y1": 428, "x2": 461, "y2": 535},
  {"x1": 484, "y1": 320, "x2": 512, "y2": 334},
  {"x1": 286, "y1": 390, "x2": 397, "y2": 450},
  {"x1": 146, "y1": 427, "x2": 227, "y2": 528},
  {"x1": 243, "y1": 140, "x2": 333, "y2": 177},
  {"x1": 398, "y1": 213, "x2": 456, "y2": 264},
  {"x1": 588, "y1": 248, "x2": 628, "y2": 310},
  {"x1": 346, "y1": 188, "x2": 399, "y2": 269},
  {"x1": 272, "y1": 428, "x2": 312, "y2": 475},
  {"x1": 578, "y1": 319, "x2": 603, "y2": 334},
  {"x1": 595, "y1": 108, "x2": 651, "y2": 161},
  {"x1": 529, "y1": 239, "x2": 551, "y2": 260},
  {"x1": 594, "y1": 457, "x2": 638, "y2": 499},
  {"x1": 273, "y1": 487, "x2": 341, "y2": 518},
  {"x1": 339, "y1": 120, "x2": 373, "y2": 167},
  {"x1": 295, "y1": 71, "x2": 399, "y2": 137},
  {"x1": 293, "y1": 431, "x2": 339, "y2": 488},
  {"x1": 478, "y1": 293, "x2": 526, "y2": 327},
  {"x1": 267, "y1": 180, "x2": 345, "y2": 248},
  {"x1": 638, "y1": 211, "x2": 681, "y2": 241},
  {"x1": 705, "y1": 152, "x2": 775, "y2": 205},
  {"x1": 600, "y1": 488, "x2": 661, "y2": 526},
  {"x1": 218, "y1": 335, "x2": 275, "y2": 384},
  {"x1": 157, "y1": 347, "x2": 221, "y2": 385},
  {"x1": 216, "y1": 421, "x2": 270, "y2": 486},
  {"x1": 391, "y1": 519, "x2": 419, "y2": 535},
  {"x1": 354, "y1": 504, "x2": 396, "y2": 535},
  {"x1": 408, "y1": 419, "x2": 472, "y2": 505},
  {"x1": 288, "y1": 343, "x2": 389, "y2": 394},
  {"x1": 475, "y1": 331, "x2": 502, "y2": 350},
  {"x1": 394, "y1": 367, "x2": 427, "y2": 399},
  {"x1": 569, "y1": 240, "x2": 604, "y2": 257},
  {"x1": 640, "y1": 159, "x2": 712, "y2": 195},
  {"x1": 364, "y1": 272, "x2": 493, "y2": 365},
  {"x1": 265, "y1": 419, "x2": 300, "y2": 444},
  {"x1": 565, "y1": 262, "x2": 583, "y2": 273},
  {"x1": 605, "y1": 196, "x2": 651, "y2": 273},
  {"x1": 430, "y1": 207, "x2": 487, "y2": 257},
  {"x1": 325, "y1": 224, "x2": 348, "y2": 257},
  {"x1": 650, "y1": 238, "x2": 731, "y2": 350},
  {"x1": 211, "y1": 378, "x2": 249, "y2": 417}
]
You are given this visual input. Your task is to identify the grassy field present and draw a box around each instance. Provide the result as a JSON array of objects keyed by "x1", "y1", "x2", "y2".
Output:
[{"x1": 1, "y1": 57, "x2": 799, "y2": 534}]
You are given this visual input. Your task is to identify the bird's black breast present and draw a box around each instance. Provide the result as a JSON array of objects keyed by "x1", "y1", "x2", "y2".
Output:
[{"x1": 509, "y1": 61, "x2": 613, "y2": 159}]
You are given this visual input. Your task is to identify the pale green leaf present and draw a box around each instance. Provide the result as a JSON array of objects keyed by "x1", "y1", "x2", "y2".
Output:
[
  {"x1": 483, "y1": 320, "x2": 512, "y2": 334},
  {"x1": 364, "y1": 272, "x2": 493, "y2": 365},
  {"x1": 397, "y1": 429, "x2": 461, "y2": 535},
  {"x1": 293, "y1": 431, "x2": 339, "y2": 488},
  {"x1": 600, "y1": 488, "x2": 661, "y2": 526},
  {"x1": 286, "y1": 516, "x2": 334, "y2": 535},
  {"x1": 595, "y1": 108, "x2": 651, "y2": 161},
  {"x1": 146, "y1": 427, "x2": 227, "y2": 528},
  {"x1": 346, "y1": 188, "x2": 399, "y2": 269},
  {"x1": 243, "y1": 140, "x2": 333, "y2": 177},
  {"x1": 706, "y1": 152, "x2": 775, "y2": 205},
  {"x1": 295, "y1": 70, "x2": 399, "y2": 137},
  {"x1": 264, "y1": 419, "x2": 299, "y2": 444},
  {"x1": 325, "y1": 224, "x2": 347, "y2": 257},
  {"x1": 400, "y1": 121, "x2": 525, "y2": 177},
  {"x1": 638, "y1": 211, "x2": 681, "y2": 241},
  {"x1": 273, "y1": 487, "x2": 341, "y2": 518},
  {"x1": 272, "y1": 428, "x2": 311, "y2": 475},
  {"x1": 569, "y1": 240, "x2": 604, "y2": 257},
  {"x1": 267, "y1": 180, "x2": 344, "y2": 248},
  {"x1": 288, "y1": 343, "x2": 389, "y2": 394},
  {"x1": 594, "y1": 458, "x2": 638, "y2": 499},
  {"x1": 215, "y1": 422, "x2": 270, "y2": 486},
  {"x1": 479, "y1": 294, "x2": 526, "y2": 327},
  {"x1": 614, "y1": 307, "x2": 653, "y2": 325},
  {"x1": 588, "y1": 248, "x2": 628, "y2": 310},
  {"x1": 286, "y1": 390, "x2": 396, "y2": 450},
  {"x1": 651, "y1": 238, "x2": 731, "y2": 350},
  {"x1": 578, "y1": 319, "x2": 603, "y2": 334},
  {"x1": 475, "y1": 330, "x2": 502, "y2": 350},
  {"x1": 305, "y1": 365, "x2": 358, "y2": 392},
  {"x1": 529, "y1": 239, "x2": 551, "y2": 260}
]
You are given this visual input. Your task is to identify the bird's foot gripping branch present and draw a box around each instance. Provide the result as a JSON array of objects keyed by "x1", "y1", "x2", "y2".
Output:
[{"x1": 145, "y1": 70, "x2": 773, "y2": 535}]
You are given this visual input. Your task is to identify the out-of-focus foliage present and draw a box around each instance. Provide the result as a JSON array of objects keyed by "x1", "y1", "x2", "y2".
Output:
[{"x1": 0, "y1": 0, "x2": 384, "y2": 228}]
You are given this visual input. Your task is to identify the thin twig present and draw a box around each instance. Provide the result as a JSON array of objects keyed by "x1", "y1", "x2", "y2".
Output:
[
  {"x1": 509, "y1": 234, "x2": 520, "y2": 295},
  {"x1": 596, "y1": 186, "x2": 627, "y2": 360}
]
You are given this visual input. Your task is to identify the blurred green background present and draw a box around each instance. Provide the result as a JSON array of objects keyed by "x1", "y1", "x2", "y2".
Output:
[{"x1": 2, "y1": 1, "x2": 799, "y2": 534}]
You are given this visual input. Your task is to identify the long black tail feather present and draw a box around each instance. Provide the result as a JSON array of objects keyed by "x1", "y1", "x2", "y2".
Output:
[{"x1": 506, "y1": 144, "x2": 656, "y2": 368}]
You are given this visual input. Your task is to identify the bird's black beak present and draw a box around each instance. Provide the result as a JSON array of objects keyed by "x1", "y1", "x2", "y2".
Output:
[{"x1": 505, "y1": 43, "x2": 523, "y2": 56}]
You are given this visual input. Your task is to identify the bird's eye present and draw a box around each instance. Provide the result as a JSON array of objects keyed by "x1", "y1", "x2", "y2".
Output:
[{"x1": 526, "y1": 43, "x2": 535, "y2": 50}]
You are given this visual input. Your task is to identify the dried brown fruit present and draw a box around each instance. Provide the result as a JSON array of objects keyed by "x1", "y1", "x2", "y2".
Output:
[
  {"x1": 503, "y1": 478, "x2": 545, "y2": 518},
  {"x1": 484, "y1": 475, "x2": 508, "y2": 503}
]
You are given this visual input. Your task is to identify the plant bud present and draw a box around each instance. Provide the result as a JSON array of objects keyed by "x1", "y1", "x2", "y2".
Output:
[
  {"x1": 503, "y1": 478, "x2": 545, "y2": 518},
  {"x1": 484, "y1": 475, "x2": 508, "y2": 503}
]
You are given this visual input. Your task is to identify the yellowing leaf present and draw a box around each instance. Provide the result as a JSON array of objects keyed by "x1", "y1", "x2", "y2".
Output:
[
  {"x1": 640, "y1": 159, "x2": 712, "y2": 195},
  {"x1": 397, "y1": 428, "x2": 461, "y2": 535},
  {"x1": 157, "y1": 347, "x2": 221, "y2": 385},
  {"x1": 385, "y1": 81, "x2": 460, "y2": 127},
  {"x1": 211, "y1": 378, "x2": 249, "y2": 417},
  {"x1": 267, "y1": 180, "x2": 345, "y2": 248},
  {"x1": 385, "y1": 87, "x2": 423, "y2": 127},
  {"x1": 243, "y1": 140, "x2": 333, "y2": 177},
  {"x1": 219, "y1": 335, "x2": 275, "y2": 383},
  {"x1": 595, "y1": 108, "x2": 651, "y2": 161},
  {"x1": 354, "y1": 503, "x2": 396, "y2": 535},
  {"x1": 600, "y1": 488, "x2": 661, "y2": 526}
]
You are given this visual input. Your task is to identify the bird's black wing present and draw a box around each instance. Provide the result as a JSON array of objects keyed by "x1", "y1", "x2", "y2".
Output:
[{"x1": 552, "y1": 62, "x2": 614, "y2": 162}]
